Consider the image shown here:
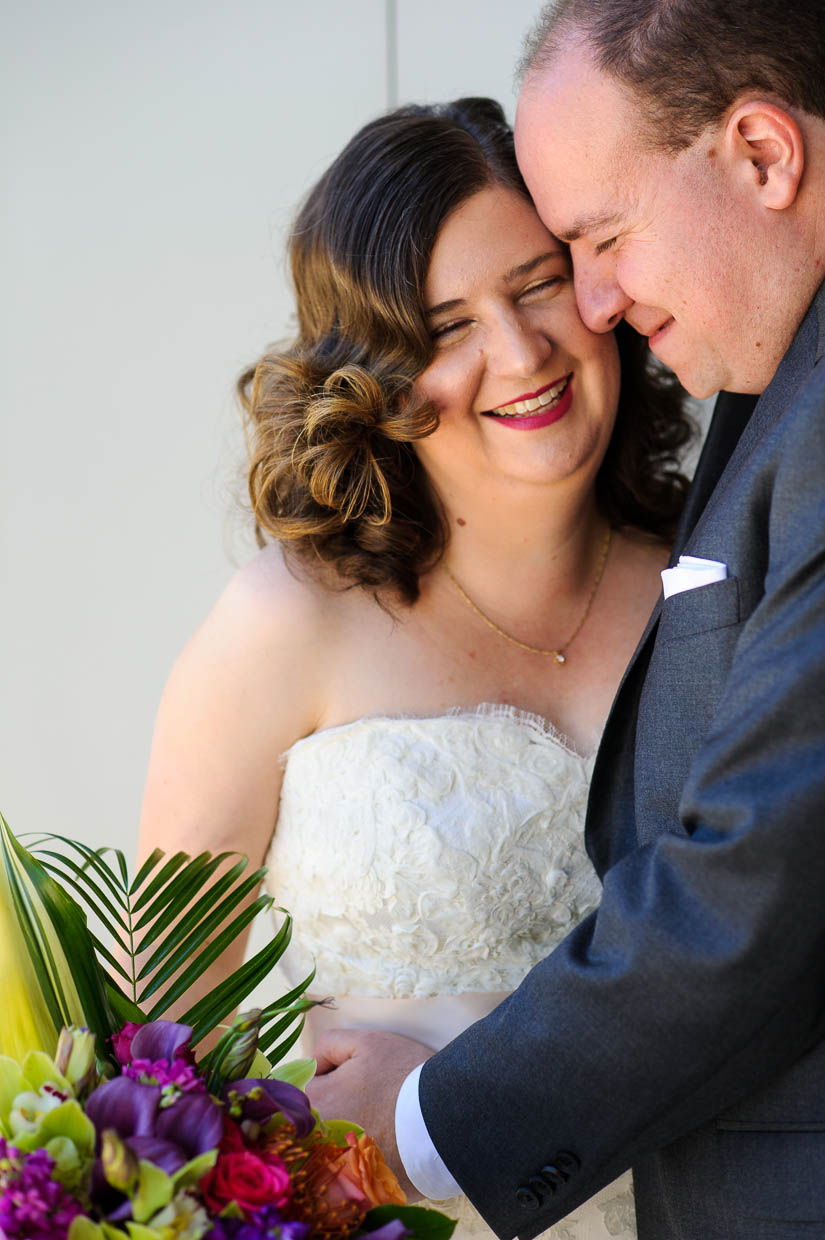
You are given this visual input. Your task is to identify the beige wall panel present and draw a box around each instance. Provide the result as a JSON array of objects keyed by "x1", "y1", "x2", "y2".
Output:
[
  {"x1": 1, "y1": 2, "x2": 387, "y2": 849},
  {"x1": 396, "y1": 0, "x2": 541, "y2": 116}
]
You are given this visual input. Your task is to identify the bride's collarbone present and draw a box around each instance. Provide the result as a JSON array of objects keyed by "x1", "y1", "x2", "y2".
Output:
[{"x1": 315, "y1": 596, "x2": 613, "y2": 755}]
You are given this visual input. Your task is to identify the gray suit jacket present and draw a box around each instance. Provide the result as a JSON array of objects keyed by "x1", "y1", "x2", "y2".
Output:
[{"x1": 419, "y1": 281, "x2": 825, "y2": 1240}]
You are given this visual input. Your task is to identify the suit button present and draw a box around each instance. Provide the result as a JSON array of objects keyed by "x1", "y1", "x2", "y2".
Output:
[
  {"x1": 556, "y1": 1150, "x2": 581, "y2": 1175},
  {"x1": 540, "y1": 1164, "x2": 564, "y2": 1189},
  {"x1": 516, "y1": 1187, "x2": 541, "y2": 1211}
]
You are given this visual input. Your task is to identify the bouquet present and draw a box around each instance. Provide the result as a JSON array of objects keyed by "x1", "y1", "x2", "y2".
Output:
[{"x1": 0, "y1": 815, "x2": 454, "y2": 1240}]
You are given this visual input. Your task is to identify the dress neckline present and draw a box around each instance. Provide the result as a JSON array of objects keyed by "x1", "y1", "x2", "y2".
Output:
[{"x1": 283, "y1": 702, "x2": 601, "y2": 764}]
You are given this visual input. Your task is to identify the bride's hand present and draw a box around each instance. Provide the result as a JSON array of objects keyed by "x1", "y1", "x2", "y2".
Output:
[{"x1": 306, "y1": 1027, "x2": 435, "y2": 1200}]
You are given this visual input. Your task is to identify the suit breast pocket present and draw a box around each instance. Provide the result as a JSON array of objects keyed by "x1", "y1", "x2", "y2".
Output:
[{"x1": 657, "y1": 574, "x2": 740, "y2": 642}]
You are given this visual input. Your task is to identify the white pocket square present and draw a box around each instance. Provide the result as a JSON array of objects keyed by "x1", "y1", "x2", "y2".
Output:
[{"x1": 661, "y1": 555, "x2": 728, "y2": 600}]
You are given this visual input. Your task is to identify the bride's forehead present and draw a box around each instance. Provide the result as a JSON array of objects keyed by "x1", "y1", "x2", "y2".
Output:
[{"x1": 426, "y1": 188, "x2": 560, "y2": 289}]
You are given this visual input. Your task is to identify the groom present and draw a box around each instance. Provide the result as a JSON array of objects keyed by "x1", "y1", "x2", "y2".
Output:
[{"x1": 307, "y1": 1, "x2": 825, "y2": 1235}]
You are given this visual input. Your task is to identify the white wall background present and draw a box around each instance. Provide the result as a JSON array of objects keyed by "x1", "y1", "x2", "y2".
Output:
[{"x1": 2, "y1": 1, "x2": 547, "y2": 857}]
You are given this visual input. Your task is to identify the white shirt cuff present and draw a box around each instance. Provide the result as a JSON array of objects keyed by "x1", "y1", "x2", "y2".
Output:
[{"x1": 395, "y1": 1062, "x2": 462, "y2": 1200}]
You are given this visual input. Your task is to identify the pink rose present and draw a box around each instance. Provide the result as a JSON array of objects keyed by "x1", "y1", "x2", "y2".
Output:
[
  {"x1": 200, "y1": 1148, "x2": 292, "y2": 1218},
  {"x1": 111, "y1": 1022, "x2": 143, "y2": 1066}
]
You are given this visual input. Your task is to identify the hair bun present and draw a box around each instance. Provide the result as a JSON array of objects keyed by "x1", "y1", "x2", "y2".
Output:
[{"x1": 301, "y1": 363, "x2": 393, "y2": 525}]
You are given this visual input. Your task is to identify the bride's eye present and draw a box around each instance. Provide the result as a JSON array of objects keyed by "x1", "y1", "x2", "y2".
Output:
[
  {"x1": 523, "y1": 276, "x2": 564, "y2": 295},
  {"x1": 431, "y1": 319, "x2": 470, "y2": 343}
]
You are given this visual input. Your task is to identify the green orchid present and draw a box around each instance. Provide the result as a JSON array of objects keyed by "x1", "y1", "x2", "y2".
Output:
[
  {"x1": 68, "y1": 1187, "x2": 211, "y2": 1240},
  {"x1": 0, "y1": 1049, "x2": 96, "y2": 1190}
]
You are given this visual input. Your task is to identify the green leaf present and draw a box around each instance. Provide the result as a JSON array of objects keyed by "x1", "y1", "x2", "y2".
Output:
[
  {"x1": 129, "y1": 851, "x2": 190, "y2": 912},
  {"x1": 129, "y1": 847, "x2": 166, "y2": 896},
  {"x1": 319, "y1": 1117, "x2": 364, "y2": 1145},
  {"x1": 170, "y1": 1147, "x2": 217, "y2": 1190},
  {"x1": 182, "y1": 911, "x2": 294, "y2": 1040},
  {"x1": 16, "y1": 828, "x2": 313, "y2": 1053},
  {"x1": 144, "y1": 896, "x2": 271, "y2": 1016},
  {"x1": 135, "y1": 870, "x2": 267, "y2": 993},
  {"x1": 30, "y1": 835, "x2": 125, "y2": 908},
  {"x1": 106, "y1": 979, "x2": 146, "y2": 1026},
  {"x1": 32, "y1": 850, "x2": 128, "y2": 931},
  {"x1": 362, "y1": 1206, "x2": 457, "y2": 1240},
  {"x1": 132, "y1": 852, "x2": 223, "y2": 929},
  {"x1": 132, "y1": 1158, "x2": 174, "y2": 1223},
  {"x1": 258, "y1": 1013, "x2": 306, "y2": 1065},
  {"x1": 257, "y1": 1000, "x2": 315, "y2": 1056},
  {"x1": 133, "y1": 855, "x2": 250, "y2": 972},
  {"x1": 2, "y1": 820, "x2": 118, "y2": 1057},
  {"x1": 259, "y1": 967, "x2": 316, "y2": 1020},
  {"x1": 69, "y1": 1218, "x2": 108, "y2": 1240},
  {"x1": 268, "y1": 1057, "x2": 316, "y2": 1090}
]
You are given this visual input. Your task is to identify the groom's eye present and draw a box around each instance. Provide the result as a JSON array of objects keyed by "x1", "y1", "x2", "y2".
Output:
[{"x1": 595, "y1": 236, "x2": 618, "y2": 256}]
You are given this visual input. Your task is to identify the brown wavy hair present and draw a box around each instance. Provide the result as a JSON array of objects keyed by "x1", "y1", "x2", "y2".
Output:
[{"x1": 240, "y1": 97, "x2": 693, "y2": 605}]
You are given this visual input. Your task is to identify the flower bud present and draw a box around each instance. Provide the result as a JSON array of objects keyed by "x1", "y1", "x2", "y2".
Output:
[
  {"x1": 55, "y1": 1026, "x2": 97, "y2": 1093},
  {"x1": 101, "y1": 1128, "x2": 139, "y2": 1193},
  {"x1": 220, "y1": 1009, "x2": 262, "y2": 1083}
]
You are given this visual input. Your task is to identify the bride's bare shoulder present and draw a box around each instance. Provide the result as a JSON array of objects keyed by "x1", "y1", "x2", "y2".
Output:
[{"x1": 220, "y1": 543, "x2": 353, "y2": 637}]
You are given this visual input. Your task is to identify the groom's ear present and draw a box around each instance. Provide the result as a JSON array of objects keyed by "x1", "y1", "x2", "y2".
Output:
[{"x1": 724, "y1": 99, "x2": 804, "y2": 210}]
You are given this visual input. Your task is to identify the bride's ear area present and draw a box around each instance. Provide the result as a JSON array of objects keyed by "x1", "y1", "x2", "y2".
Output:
[{"x1": 725, "y1": 100, "x2": 804, "y2": 210}]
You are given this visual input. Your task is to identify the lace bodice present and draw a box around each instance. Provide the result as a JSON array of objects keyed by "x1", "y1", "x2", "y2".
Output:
[
  {"x1": 264, "y1": 706, "x2": 636, "y2": 1240},
  {"x1": 266, "y1": 706, "x2": 601, "y2": 999}
]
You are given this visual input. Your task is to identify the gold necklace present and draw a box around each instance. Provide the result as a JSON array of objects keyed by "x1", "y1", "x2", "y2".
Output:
[{"x1": 446, "y1": 526, "x2": 612, "y2": 665}]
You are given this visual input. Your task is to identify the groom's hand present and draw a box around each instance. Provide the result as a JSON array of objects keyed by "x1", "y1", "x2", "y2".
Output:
[{"x1": 306, "y1": 1028, "x2": 435, "y2": 1200}]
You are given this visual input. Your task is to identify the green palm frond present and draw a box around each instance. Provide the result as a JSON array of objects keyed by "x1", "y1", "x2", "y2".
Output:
[{"x1": 28, "y1": 834, "x2": 307, "y2": 1050}]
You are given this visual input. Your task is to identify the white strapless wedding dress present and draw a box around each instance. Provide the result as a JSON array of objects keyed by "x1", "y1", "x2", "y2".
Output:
[{"x1": 265, "y1": 706, "x2": 636, "y2": 1240}]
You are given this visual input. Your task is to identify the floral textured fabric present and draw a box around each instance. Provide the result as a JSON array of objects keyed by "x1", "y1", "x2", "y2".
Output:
[{"x1": 265, "y1": 706, "x2": 636, "y2": 1240}]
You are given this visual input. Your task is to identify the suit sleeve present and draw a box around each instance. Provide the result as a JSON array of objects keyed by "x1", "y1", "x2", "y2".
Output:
[{"x1": 418, "y1": 364, "x2": 825, "y2": 1238}]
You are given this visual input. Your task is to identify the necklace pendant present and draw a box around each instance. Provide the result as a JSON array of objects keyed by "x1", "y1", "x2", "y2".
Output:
[{"x1": 554, "y1": 651, "x2": 566, "y2": 665}]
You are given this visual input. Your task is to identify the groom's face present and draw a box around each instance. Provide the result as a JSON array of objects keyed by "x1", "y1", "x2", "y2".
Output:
[{"x1": 515, "y1": 44, "x2": 775, "y2": 397}]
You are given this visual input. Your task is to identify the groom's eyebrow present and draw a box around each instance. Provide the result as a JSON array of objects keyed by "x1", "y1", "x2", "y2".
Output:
[{"x1": 557, "y1": 209, "x2": 628, "y2": 244}]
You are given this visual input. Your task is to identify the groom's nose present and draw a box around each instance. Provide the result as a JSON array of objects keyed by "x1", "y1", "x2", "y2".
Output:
[{"x1": 573, "y1": 260, "x2": 633, "y2": 334}]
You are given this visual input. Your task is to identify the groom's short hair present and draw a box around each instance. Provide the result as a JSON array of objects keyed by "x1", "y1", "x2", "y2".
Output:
[{"x1": 521, "y1": 0, "x2": 825, "y2": 152}]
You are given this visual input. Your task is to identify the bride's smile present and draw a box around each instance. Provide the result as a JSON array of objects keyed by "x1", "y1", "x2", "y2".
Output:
[{"x1": 413, "y1": 183, "x2": 621, "y2": 492}]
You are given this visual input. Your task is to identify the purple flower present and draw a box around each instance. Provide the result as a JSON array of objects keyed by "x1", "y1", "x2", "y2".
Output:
[
  {"x1": 362, "y1": 1221, "x2": 412, "y2": 1240},
  {"x1": 207, "y1": 1205, "x2": 310, "y2": 1240},
  {"x1": 86, "y1": 1076, "x2": 162, "y2": 1141},
  {"x1": 0, "y1": 1139, "x2": 83, "y2": 1240},
  {"x1": 85, "y1": 1075, "x2": 223, "y2": 1218},
  {"x1": 222, "y1": 1079, "x2": 314, "y2": 1138},
  {"x1": 129, "y1": 1020, "x2": 197, "y2": 1065}
]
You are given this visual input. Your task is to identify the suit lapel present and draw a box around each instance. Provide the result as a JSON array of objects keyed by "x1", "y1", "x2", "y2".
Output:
[
  {"x1": 587, "y1": 280, "x2": 825, "y2": 873},
  {"x1": 672, "y1": 391, "x2": 757, "y2": 560}
]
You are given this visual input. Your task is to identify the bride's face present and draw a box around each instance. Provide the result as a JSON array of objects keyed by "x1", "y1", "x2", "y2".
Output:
[{"x1": 413, "y1": 184, "x2": 621, "y2": 495}]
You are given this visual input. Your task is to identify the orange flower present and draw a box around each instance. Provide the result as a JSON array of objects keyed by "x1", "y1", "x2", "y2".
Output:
[
  {"x1": 335, "y1": 1132, "x2": 407, "y2": 1208},
  {"x1": 282, "y1": 1130, "x2": 406, "y2": 1240}
]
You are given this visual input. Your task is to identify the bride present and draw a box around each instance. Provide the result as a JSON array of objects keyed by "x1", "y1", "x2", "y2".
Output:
[{"x1": 137, "y1": 98, "x2": 692, "y2": 1239}]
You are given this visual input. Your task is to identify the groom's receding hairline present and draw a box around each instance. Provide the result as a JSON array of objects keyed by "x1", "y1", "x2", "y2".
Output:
[{"x1": 518, "y1": 0, "x2": 825, "y2": 154}]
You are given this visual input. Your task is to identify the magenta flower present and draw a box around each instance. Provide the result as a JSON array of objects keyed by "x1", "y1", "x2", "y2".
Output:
[
  {"x1": 112, "y1": 1019, "x2": 206, "y2": 1094},
  {"x1": 0, "y1": 1139, "x2": 83, "y2": 1240},
  {"x1": 111, "y1": 1020, "x2": 143, "y2": 1066},
  {"x1": 123, "y1": 1056, "x2": 205, "y2": 1093}
]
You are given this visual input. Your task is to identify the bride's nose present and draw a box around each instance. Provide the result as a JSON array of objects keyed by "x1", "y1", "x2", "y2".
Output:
[{"x1": 486, "y1": 310, "x2": 551, "y2": 378}]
